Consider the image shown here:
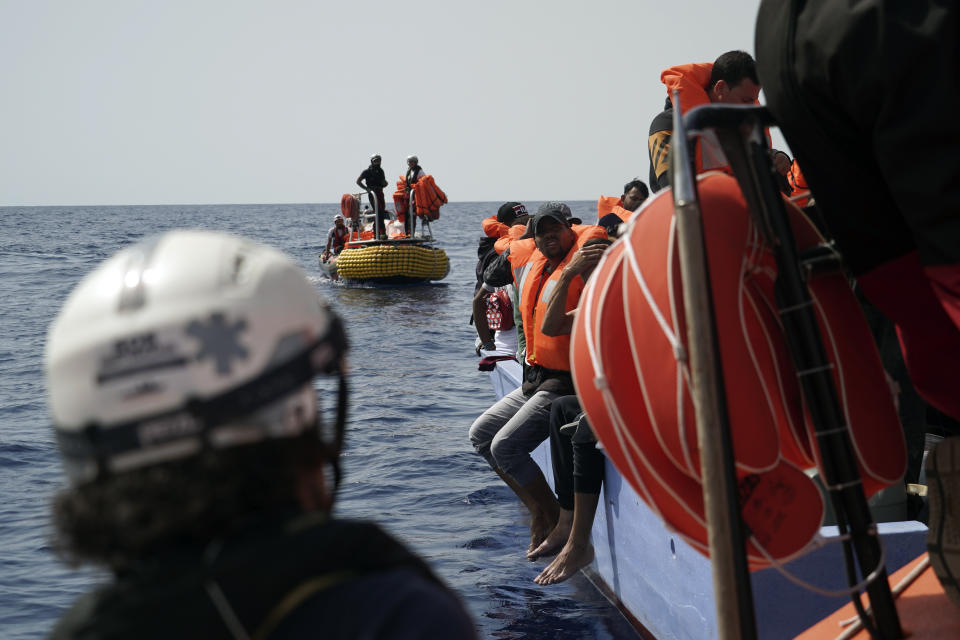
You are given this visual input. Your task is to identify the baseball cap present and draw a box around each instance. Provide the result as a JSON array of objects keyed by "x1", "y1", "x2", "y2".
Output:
[
  {"x1": 496, "y1": 202, "x2": 528, "y2": 224},
  {"x1": 532, "y1": 201, "x2": 581, "y2": 234}
]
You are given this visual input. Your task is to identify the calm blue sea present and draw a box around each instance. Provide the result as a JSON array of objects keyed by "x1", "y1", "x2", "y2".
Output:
[{"x1": 0, "y1": 202, "x2": 638, "y2": 639}]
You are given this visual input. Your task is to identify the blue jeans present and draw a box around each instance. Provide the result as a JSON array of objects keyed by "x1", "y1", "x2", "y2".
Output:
[{"x1": 468, "y1": 387, "x2": 558, "y2": 485}]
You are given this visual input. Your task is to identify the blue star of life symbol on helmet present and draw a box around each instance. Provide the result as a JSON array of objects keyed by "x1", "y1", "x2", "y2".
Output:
[{"x1": 186, "y1": 312, "x2": 249, "y2": 375}]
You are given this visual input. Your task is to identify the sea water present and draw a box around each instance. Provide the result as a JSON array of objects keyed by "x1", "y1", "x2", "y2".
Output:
[{"x1": 0, "y1": 202, "x2": 638, "y2": 639}]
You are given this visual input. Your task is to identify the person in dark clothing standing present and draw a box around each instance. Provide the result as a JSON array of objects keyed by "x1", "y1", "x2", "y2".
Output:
[
  {"x1": 755, "y1": 0, "x2": 960, "y2": 607},
  {"x1": 357, "y1": 154, "x2": 389, "y2": 238},
  {"x1": 45, "y1": 230, "x2": 478, "y2": 640},
  {"x1": 404, "y1": 155, "x2": 425, "y2": 237}
]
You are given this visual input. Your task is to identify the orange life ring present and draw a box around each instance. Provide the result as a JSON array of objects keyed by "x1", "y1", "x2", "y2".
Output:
[
  {"x1": 570, "y1": 172, "x2": 904, "y2": 567},
  {"x1": 340, "y1": 193, "x2": 360, "y2": 223},
  {"x1": 393, "y1": 177, "x2": 409, "y2": 219}
]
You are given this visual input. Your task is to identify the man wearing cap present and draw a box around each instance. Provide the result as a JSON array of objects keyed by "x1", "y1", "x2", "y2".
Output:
[
  {"x1": 322, "y1": 213, "x2": 351, "y2": 261},
  {"x1": 469, "y1": 202, "x2": 607, "y2": 555},
  {"x1": 45, "y1": 231, "x2": 477, "y2": 639},
  {"x1": 479, "y1": 201, "x2": 529, "y2": 242},
  {"x1": 527, "y1": 237, "x2": 612, "y2": 585},
  {"x1": 357, "y1": 154, "x2": 389, "y2": 238}
]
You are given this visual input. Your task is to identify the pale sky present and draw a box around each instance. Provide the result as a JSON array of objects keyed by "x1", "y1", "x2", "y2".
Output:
[{"x1": 1, "y1": 0, "x2": 782, "y2": 206}]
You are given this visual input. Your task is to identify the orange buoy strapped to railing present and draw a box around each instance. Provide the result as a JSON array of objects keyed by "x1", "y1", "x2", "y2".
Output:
[
  {"x1": 340, "y1": 193, "x2": 360, "y2": 224},
  {"x1": 392, "y1": 177, "x2": 408, "y2": 221},
  {"x1": 570, "y1": 172, "x2": 905, "y2": 569},
  {"x1": 412, "y1": 175, "x2": 447, "y2": 220}
]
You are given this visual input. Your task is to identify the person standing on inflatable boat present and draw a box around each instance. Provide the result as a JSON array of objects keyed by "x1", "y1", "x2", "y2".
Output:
[
  {"x1": 404, "y1": 155, "x2": 425, "y2": 237},
  {"x1": 469, "y1": 203, "x2": 607, "y2": 555},
  {"x1": 356, "y1": 154, "x2": 389, "y2": 239},
  {"x1": 45, "y1": 230, "x2": 478, "y2": 640}
]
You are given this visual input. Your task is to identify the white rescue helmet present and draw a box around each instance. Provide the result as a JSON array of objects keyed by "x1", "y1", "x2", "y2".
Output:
[
  {"x1": 406, "y1": 155, "x2": 418, "y2": 164},
  {"x1": 45, "y1": 230, "x2": 347, "y2": 484}
]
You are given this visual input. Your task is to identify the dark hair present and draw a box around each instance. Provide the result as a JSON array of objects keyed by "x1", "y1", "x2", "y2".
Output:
[
  {"x1": 51, "y1": 434, "x2": 328, "y2": 572},
  {"x1": 622, "y1": 179, "x2": 649, "y2": 200},
  {"x1": 709, "y1": 50, "x2": 758, "y2": 90}
]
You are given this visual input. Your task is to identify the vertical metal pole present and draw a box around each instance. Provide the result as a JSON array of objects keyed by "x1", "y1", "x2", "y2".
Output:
[
  {"x1": 746, "y1": 137, "x2": 903, "y2": 639},
  {"x1": 670, "y1": 93, "x2": 758, "y2": 640}
]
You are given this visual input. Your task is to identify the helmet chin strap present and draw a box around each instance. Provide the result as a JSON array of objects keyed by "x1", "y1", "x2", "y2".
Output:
[{"x1": 319, "y1": 367, "x2": 349, "y2": 493}]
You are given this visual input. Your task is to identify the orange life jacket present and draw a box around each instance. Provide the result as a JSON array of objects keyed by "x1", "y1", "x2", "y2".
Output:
[
  {"x1": 344, "y1": 230, "x2": 375, "y2": 249},
  {"x1": 659, "y1": 63, "x2": 766, "y2": 178},
  {"x1": 494, "y1": 224, "x2": 528, "y2": 254},
  {"x1": 596, "y1": 195, "x2": 622, "y2": 220},
  {"x1": 510, "y1": 225, "x2": 608, "y2": 371},
  {"x1": 597, "y1": 196, "x2": 637, "y2": 224},
  {"x1": 482, "y1": 216, "x2": 510, "y2": 239},
  {"x1": 610, "y1": 205, "x2": 635, "y2": 224},
  {"x1": 412, "y1": 175, "x2": 447, "y2": 220},
  {"x1": 570, "y1": 174, "x2": 904, "y2": 567},
  {"x1": 340, "y1": 193, "x2": 360, "y2": 222},
  {"x1": 393, "y1": 177, "x2": 409, "y2": 218},
  {"x1": 661, "y1": 63, "x2": 729, "y2": 177}
]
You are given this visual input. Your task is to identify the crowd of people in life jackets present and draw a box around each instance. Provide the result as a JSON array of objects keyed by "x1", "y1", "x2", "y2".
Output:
[
  {"x1": 38, "y1": 3, "x2": 960, "y2": 638},
  {"x1": 469, "y1": 186, "x2": 645, "y2": 585},
  {"x1": 470, "y1": 35, "x2": 960, "y2": 604}
]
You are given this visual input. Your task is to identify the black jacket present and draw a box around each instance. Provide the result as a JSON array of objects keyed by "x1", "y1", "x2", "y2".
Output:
[{"x1": 51, "y1": 515, "x2": 476, "y2": 640}]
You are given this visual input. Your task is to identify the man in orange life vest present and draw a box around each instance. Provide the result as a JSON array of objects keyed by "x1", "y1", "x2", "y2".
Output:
[
  {"x1": 596, "y1": 178, "x2": 649, "y2": 237},
  {"x1": 528, "y1": 237, "x2": 612, "y2": 586},
  {"x1": 469, "y1": 202, "x2": 607, "y2": 553},
  {"x1": 647, "y1": 50, "x2": 761, "y2": 192}
]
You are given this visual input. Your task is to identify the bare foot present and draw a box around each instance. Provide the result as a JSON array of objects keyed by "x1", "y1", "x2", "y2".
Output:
[
  {"x1": 527, "y1": 512, "x2": 573, "y2": 560},
  {"x1": 526, "y1": 510, "x2": 559, "y2": 556},
  {"x1": 533, "y1": 542, "x2": 594, "y2": 585}
]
